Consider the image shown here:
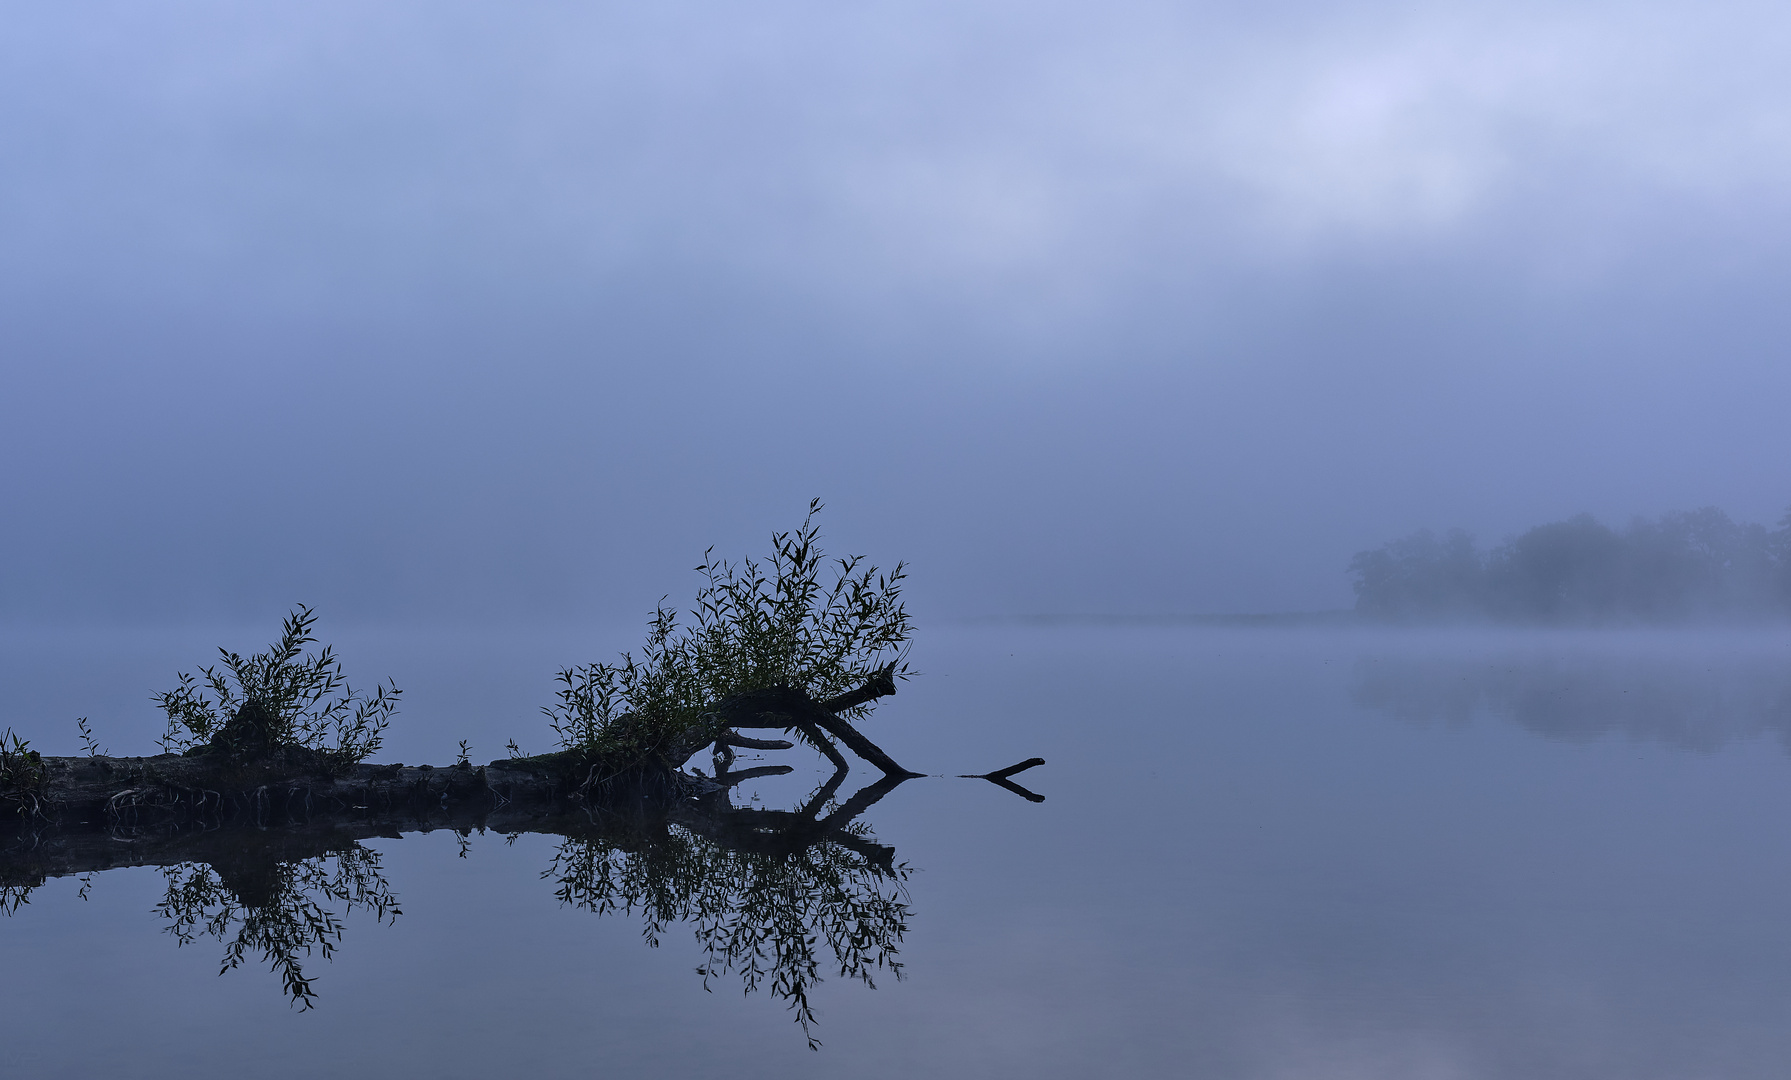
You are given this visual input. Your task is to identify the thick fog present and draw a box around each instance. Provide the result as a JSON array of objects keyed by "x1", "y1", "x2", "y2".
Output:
[{"x1": 5, "y1": 0, "x2": 1791, "y2": 624}]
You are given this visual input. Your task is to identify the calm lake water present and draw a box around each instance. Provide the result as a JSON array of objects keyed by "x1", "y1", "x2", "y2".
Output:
[{"x1": 7, "y1": 623, "x2": 1791, "y2": 1078}]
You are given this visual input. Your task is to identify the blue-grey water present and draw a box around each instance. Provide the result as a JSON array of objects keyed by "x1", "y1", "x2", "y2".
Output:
[{"x1": 7, "y1": 623, "x2": 1791, "y2": 1078}]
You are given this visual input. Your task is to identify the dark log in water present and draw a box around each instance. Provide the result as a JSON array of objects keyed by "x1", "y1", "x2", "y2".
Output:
[
  {"x1": 5, "y1": 749, "x2": 665, "y2": 835},
  {"x1": 705, "y1": 672, "x2": 919, "y2": 778},
  {"x1": 958, "y1": 758, "x2": 1048, "y2": 802},
  {"x1": 0, "y1": 675, "x2": 916, "y2": 832},
  {"x1": 718, "y1": 732, "x2": 795, "y2": 751},
  {"x1": 0, "y1": 759, "x2": 914, "y2": 887}
]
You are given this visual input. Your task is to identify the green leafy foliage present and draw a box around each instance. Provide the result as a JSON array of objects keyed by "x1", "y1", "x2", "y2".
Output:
[
  {"x1": 75, "y1": 717, "x2": 105, "y2": 757},
  {"x1": 545, "y1": 501, "x2": 912, "y2": 763},
  {"x1": 0, "y1": 729, "x2": 44, "y2": 817},
  {"x1": 155, "y1": 606, "x2": 401, "y2": 766}
]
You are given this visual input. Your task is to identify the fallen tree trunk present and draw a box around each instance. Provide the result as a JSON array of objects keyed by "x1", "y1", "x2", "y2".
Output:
[
  {"x1": 0, "y1": 673, "x2": 916, "y2": 831},
  {"x1": 0, "y1": 759, "x2": 915, "y2": 888},
  {"x1": 703, "y1": 670, "x2": 920, "y2": 777},
  {"x1": 0, "y1": 749, "x2": 685, "y2": 837},
  {"x1": 718, "y1": 733, "x2": 795, "y2": 751}
]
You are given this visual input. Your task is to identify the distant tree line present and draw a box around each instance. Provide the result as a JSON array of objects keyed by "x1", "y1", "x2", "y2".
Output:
[{"x1": 1348, "y1": 507, "x2": 1791, "y2": 623}]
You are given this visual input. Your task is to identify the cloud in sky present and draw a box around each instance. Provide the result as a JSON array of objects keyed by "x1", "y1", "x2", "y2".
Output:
[
  {"x1": 7, "y1": 0, "x2": 1790, "y2": 310},
  {"x1": 3, "y1": 0, "x2": 1790, "y2": 620}
]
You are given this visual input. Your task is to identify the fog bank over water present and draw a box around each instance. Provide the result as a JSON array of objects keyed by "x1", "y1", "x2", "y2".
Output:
[
  {"x1": 4, "y1": 2, "x2": 1791, "y2": 622},
  {"x1": 1348, "y1": 627, "x2": 1791, "y2": 752},
  {"x1": 10, "y1": 618, "x2": 1791, "y2": 767}
]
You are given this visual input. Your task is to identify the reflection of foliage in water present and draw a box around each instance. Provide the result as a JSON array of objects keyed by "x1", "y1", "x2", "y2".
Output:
[
  {"x1": 0, "y1": 883, "x2": 33, "y2": 915},
  {"x1": 154, "y1": 844, "x2": 401, "y2": 1009},
  {"x1": 547, "y1": 821, "x2": 911, "y2": 1048}
]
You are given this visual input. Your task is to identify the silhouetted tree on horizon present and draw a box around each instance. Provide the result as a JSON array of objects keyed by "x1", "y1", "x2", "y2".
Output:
[
  {"x1": 1349, "y1": 506, "x2": 1791, "y2": 624},
  {"x1": 1347, "y1": 528, "x2": 1486, "y2": 620}
]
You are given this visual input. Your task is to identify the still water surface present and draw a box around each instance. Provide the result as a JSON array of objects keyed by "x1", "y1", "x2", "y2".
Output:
[{"x1": 6, "y1": 624, "x2": 1791, "y2": 1078}]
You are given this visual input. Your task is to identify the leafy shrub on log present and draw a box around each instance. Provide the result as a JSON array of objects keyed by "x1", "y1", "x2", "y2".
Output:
[
  {"x1": 0, "y1": 729, "x2": 44, "y2": 817},
  {"x1": 545, "y1": 501, "x2": 911, "y2": 764},
  {"x1": 155, "y1": 606, "x2": 401, "y2": 766}
]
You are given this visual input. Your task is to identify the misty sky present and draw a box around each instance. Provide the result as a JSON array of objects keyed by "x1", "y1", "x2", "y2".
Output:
[{"x1": 4, "y1": 0, "x2": 1790, "y2": 622}]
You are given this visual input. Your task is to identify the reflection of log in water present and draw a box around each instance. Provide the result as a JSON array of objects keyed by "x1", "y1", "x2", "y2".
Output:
[
  {"x1": 0, "y1": 821, "x2": 407, "y2": 1010},
  {"x1": 552, "y1": 764, "x2": 914, "y2": 1049},
  {"x1": 0, "y1": 760, "x2": 917, "y2": 1045}
]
